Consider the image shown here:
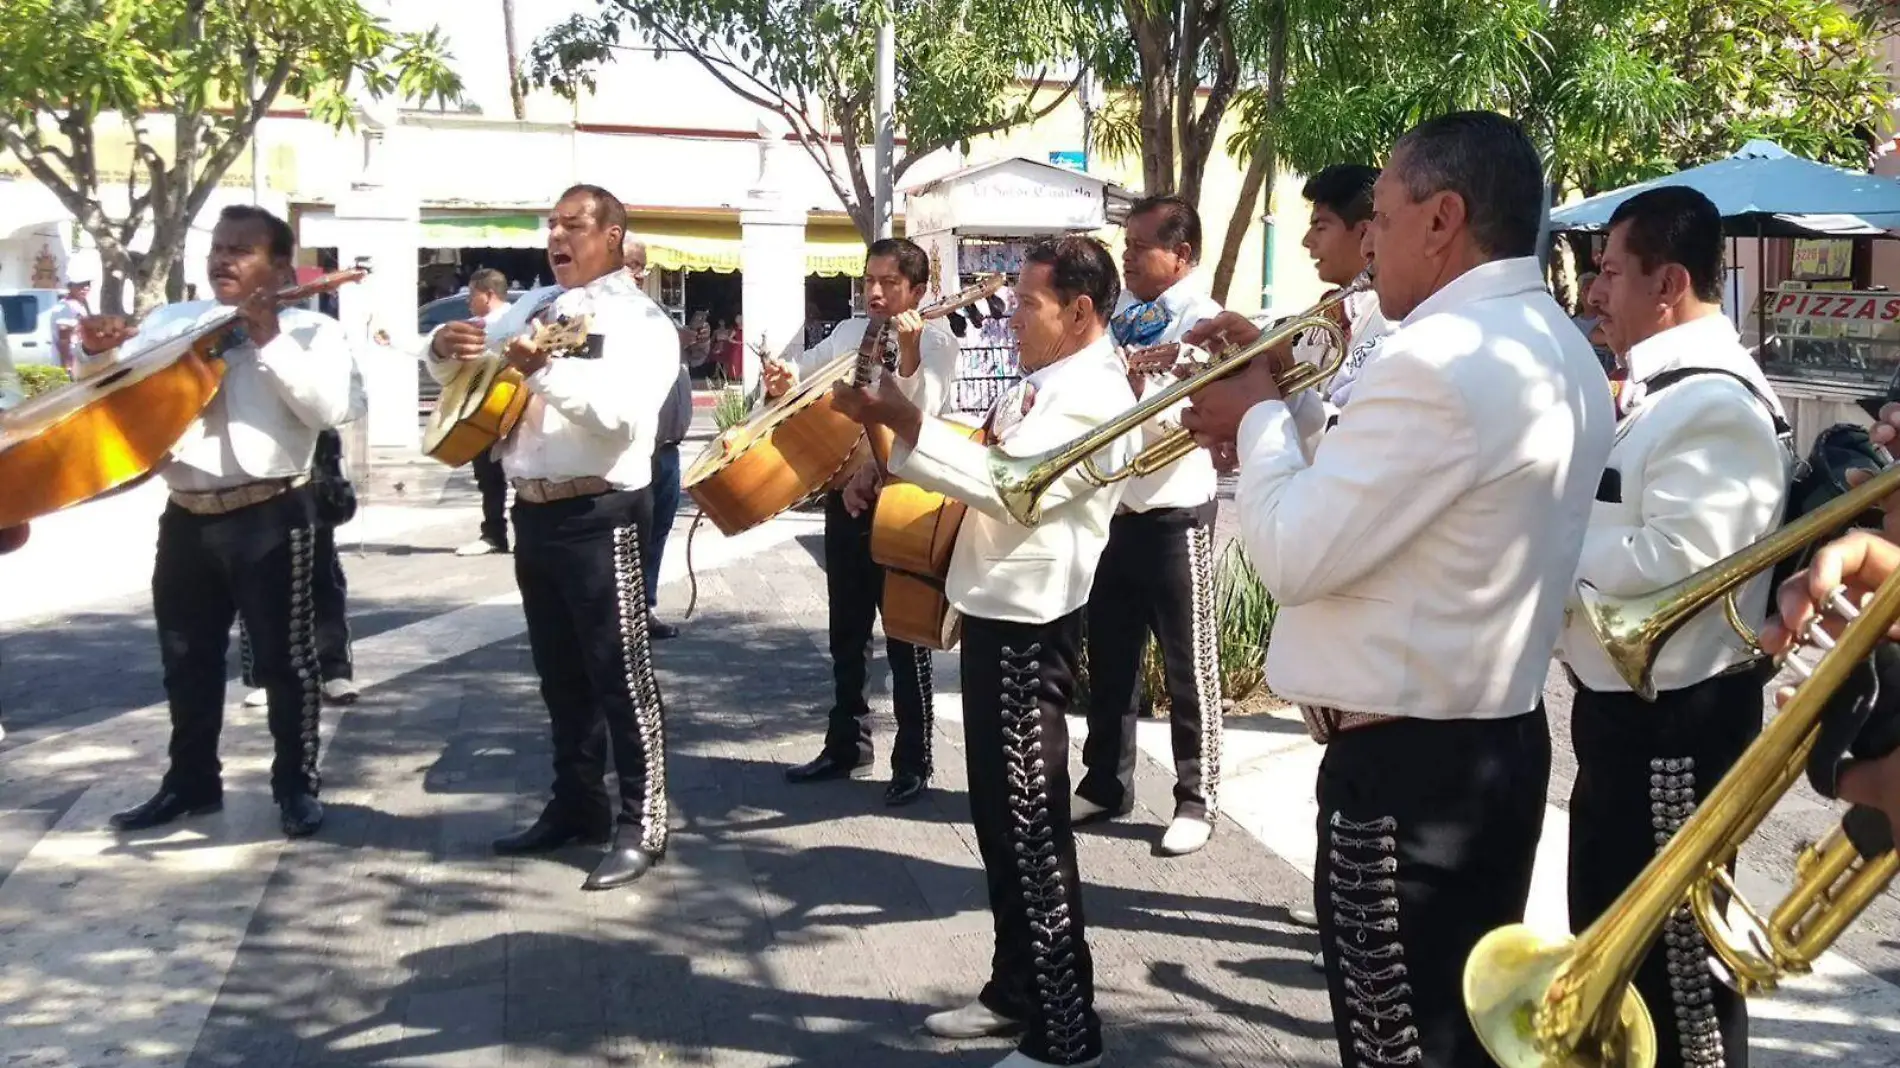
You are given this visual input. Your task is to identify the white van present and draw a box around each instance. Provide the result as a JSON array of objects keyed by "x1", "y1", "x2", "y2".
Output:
[{"x1": 0, "y1": 289, "x2": 62, "y2": 367}]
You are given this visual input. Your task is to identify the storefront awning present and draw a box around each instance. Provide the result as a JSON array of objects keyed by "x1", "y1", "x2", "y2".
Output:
[
  {"x1": 418, "y1": 214, "x2": 545, "y2": 249},
  {"x1": 633, "y1": 217, "x2": 866, "y2": 277}
]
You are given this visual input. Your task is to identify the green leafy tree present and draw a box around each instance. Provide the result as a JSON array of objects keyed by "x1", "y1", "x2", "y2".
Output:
[
  {"x1": 529, "y1": 0, "x2": 1099, "y2": 242},
  {"x1": 0, "y1": 0, "x2": 461, "y2": 314},
  {"x1": 1206, "y1": 0, "x2": 1895, "y2": 302}
]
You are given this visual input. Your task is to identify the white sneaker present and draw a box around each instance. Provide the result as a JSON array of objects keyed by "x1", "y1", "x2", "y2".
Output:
[
  {"x1": 455, "y1": 539, "x2": 504, "y2": 557},
  {"x1": 1158, "y1": 816, "x2": 1212, "y2": 856},
  {"x1": 923, "y1": 999, "x2": 1022, "y2": 1039},
  {"x1": 322, "y1": 678, "x2": 359, "y2": 705},
  {"x1": 992, "y1": 1052, "x2": 1101, "y2": 1068},
  {"x1": 243, "y1": 688, "x2": 268, "y2": 708},
  {"x1": 1288, "y1": 908, "x2": 1319, "y2": 928},
  {"x1": 1070, "y1": 795, "x2": 1110, "y2": 823}
]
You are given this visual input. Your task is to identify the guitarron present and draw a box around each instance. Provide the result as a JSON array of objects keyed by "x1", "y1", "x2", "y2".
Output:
[
  {"x1": 683, "y1": 275, "x2": 1005, "y2": 537},
  {"x1": 0, "y1": 267, "x2": 368, "y2": 530},
  {"x1": 422, "y1": 315, "x2": 594, "y2": 468}
]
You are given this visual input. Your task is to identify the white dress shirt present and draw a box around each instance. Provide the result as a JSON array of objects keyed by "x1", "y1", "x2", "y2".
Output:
[
  {"x1": 104, "y1": 302, "x2": 357, "y2": 492},
  {"x1": 1556, "y1": 313, "x2": 1789, "y2": 693},
  {"x1": 1234, "y1": 257, "x2": 1615, "y2": 721},
  {"x1": 1112, "y1": 276, "x2": 1222, "y2": 512},
  {"x1": 890, "y1": 335, "x2": 1136, "y2": 625},
  {"x1": 800, "y1": 315, "x2": 961, "y2": 419},
  {"x1": 425, "y1": 273, "x2": 681, "y2": 489}
]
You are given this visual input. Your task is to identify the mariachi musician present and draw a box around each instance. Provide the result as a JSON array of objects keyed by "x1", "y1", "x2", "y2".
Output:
[
  {"x1": 1182, "y1": 113, "x2": 1613, "y2": 1068},
  {"x1": 1072, "y1": 194, "x2": 1226, "y2": 857},
  {"x1": 833, "y1": 235, "x2": 1132, "y2": 1068},
  {"x1": 80, "y1": 205, "x2": 357, "y2": 840},
  {"x1": 425, "y1": 184, "x2": 682, "y2": 892},
  {"x1": 761, "y1": 237, "x2": 960, "y2": 808}
]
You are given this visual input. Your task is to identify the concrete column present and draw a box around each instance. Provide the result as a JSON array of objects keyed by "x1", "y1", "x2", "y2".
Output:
[
  {"x1": 332, "y1": 107, "x2": 421, "y2": 452},
  {"x1": 739, "y1": 205, "x2": 807, "y2": 395},
  {"x1": 738, "y1": 115, "x2": 805, "y2": 395}
]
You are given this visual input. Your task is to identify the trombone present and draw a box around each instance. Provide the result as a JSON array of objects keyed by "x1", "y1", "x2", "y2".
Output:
[
  {"x1": 1465, "y1": 463, "x2": 1900, "y2": 1068},
  {"x1": 989, "y1": 274, "x2": 1368, "y2": 527}
]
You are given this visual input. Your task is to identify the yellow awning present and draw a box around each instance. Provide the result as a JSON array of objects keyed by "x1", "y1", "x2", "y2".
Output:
[{"x1": 630, "y1": 216, "x2": 867, "y2": 277}]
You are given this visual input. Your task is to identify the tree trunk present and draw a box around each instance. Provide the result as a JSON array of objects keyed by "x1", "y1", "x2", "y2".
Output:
[
  {"x1": 1211, "y1": 0, "x2": 1286, "y2": 306},
  {"x1": 1128, "y1": 2, "x2": 1177, "y2": 195},
  {"x1": 1212, "y1": 144, "x2": 1272, "y2": 305},
  {"x1": 503, "y1": 0, "x2": 526, "y2": 121}
]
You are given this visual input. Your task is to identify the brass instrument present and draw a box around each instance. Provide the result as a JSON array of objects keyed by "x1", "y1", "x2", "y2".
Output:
[
  {"x1": 1466, "y1": 465, "x2": 1900, "y2": 1068},
  {"x1": 990, "y1": 274, "x2": 1368, "y2": 526}
]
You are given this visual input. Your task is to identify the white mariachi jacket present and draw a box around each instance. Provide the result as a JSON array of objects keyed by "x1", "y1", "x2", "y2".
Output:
[
  {"x1": 1556, "y1": 313, "x2": 1789, "y2": 694},
  {"x1": 889, "y1": 335, "x2": 1136, "y2": 626},
  {"x1": 803, "y1": 315, "x2": 962, "y2": 420},
  {"x1": 1234, "y1": 257, "x2": 1615, "y2": 721}
]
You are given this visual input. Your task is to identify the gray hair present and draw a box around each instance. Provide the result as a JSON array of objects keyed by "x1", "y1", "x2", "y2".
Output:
[
  {"x1": 1390, "y1": 111, "x2": 1544, "y2": 259},
  {"x1": 622, "y1": 235, "x2": 647, "y2": 259}
]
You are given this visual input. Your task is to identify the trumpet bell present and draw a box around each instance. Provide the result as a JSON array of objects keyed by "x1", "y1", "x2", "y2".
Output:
[
  {"x1": 1575, "y1": 580, "x2": 1669, "y2": 701},
  {"x1": 1465, "y1": 924, "x2": 1656, "y2": 1068}
]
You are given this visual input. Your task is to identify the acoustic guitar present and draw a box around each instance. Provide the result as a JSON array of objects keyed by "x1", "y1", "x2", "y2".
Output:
[
  {"x1": 683, "y1": 275, "x2": 1005, "y2": 537},
  {"x1": 868, "y1": 421, "x2": 990, "y2": 651},
  {"x1": 0, "y1": 268, "x2": 368, "y2": 530},
  {"x1": 421, "y1": 315, "x2": 593, "y2": 468}
]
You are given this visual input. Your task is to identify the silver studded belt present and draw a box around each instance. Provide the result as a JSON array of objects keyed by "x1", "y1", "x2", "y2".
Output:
[{"x1": 169, "y1": 475, "x2": 307, "y2": 516}]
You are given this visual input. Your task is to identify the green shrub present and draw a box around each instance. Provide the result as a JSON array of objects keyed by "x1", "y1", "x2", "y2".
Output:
[
  {"x1": 712, "y1": 387, "x2": 750, "y2": 431},
  {"x1": 19, "y1": 365, "x2": 70, "y2": 398}
]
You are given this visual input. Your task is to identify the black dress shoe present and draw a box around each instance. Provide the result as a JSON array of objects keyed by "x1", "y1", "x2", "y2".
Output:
[
  {"x1": 279, "y1": 793, "x2": 325, "y2": 838},
  {"x1": 492, "y1": 812, "x2": 611, "y2": 856},
  {"x1": 884, "y1": 771, "x2": 928, "y2": 806},
  {"x1": 648, "y1": 615, "x2": 680, "y2": 640},
  {"x1": 109, "y1": 789, "x2": 222, "y2": 832},
  {"x1": 582, "y1": 833, "x2": 661, "y2": 891},
  {"x1": 785, "y1": 751, "x2": 866, "y2": 784}
]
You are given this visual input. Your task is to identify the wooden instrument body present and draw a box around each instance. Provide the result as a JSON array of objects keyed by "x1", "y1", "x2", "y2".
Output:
[
  {"x1": 684, "y1": 275, "x2": 1005, "y2": 539},
  {"x1": 422, "y1": 358, "x2": 531, "y2": 468},
  {"x1": 0, "y1": 267, "x2": 368, "y2": 530},
  {"x1": 420, "y1": 315, "x2": 593, "y2": 469},
  {"x1": 0, "y1": 323, "x2": 229, "y2": 529},
  {"x1": 870, "y1": 421, "x2": 988, "y2": 651},
  {"x1": 683, "y1": 351, "x2": 869, "y2": 537}
]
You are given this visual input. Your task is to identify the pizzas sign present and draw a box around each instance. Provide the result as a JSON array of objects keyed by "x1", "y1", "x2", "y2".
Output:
[{"x1": 1766, "y1": 289, "x2": 1900, "y2": 324}]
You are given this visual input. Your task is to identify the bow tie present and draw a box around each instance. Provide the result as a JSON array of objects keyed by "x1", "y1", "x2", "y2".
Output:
[{"x1": 1111, "y1": 300, "x2": 1171, "y2": 348}]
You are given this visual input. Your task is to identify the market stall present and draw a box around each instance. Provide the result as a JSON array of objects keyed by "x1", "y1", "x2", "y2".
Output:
[
  {"x1": 1549, "y1": 140, "x2": 1900, "y2": 450},
  {"x1": 903, "y1": 157, "x2": 1134, "y2": 415}
]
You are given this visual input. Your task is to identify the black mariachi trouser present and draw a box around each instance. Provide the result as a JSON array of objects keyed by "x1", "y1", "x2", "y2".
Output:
[
  {"x1": 821, "y1": 490, "x2": 932, "y2": 777},
  {"x1": 1077, "y1": 504, "x2": 1222, "y2": 820},
  {"x1": 1314, "y1": 709, "x2": 1550, "y2": 1068},
  {"x1": 239, "y1": 524, "x2": 352, "y2": 685},
  {"x1": 1569, "y1": 667, "x2": 1764, "y2": 1068},
  {"x1": 964, "y1": 610, "x2": 1101, "y2": 1065},
  {"x1": 154, "y1": 487, "x2": 323, "y2": 804},
  {"x1": 513, "y1": 488, "x2": 668, "y2": 851},
  {"x1": 473, "y1": 450, "x2": 510, "y2": 550}
]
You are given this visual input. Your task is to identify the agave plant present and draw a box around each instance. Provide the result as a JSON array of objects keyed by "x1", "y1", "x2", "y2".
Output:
[{"x1": 1081, "y1": 537, "x2": 1279, "y2": 716}]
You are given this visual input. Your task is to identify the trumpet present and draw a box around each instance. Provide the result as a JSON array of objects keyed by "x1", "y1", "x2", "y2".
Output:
[
  {"x1": 1465, "y1": 464, "x2": 1900, "y2": 1068},
  {"x1": 989, "y1": 274, "x2": 1368, "y2": 527}
]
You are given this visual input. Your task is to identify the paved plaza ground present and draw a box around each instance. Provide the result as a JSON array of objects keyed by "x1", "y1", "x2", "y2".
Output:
[{"x1": 3, "y1": 419, "x2": 1899, "y2": 1067}]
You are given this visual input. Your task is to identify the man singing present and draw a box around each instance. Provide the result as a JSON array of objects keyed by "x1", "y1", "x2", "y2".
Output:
[
  {"x1": 763, "y1": 238, "x2": 958, "y2": 807},
  {"x1": 1559, "y1": 186, "x2": 1789, "y2": 1068},
  {"x1": 1072, "y1": 194, "x2": 1225, "y2": 857},
  {"x1": 834, "y1": 236, "x2": 1133, "y2": 1068},
  {"x1": 1183, "y1": 112, "x2": 1614, "y2": 1068},
  {"x1": 457, "y1": 269, "x2": 517, "y2": 557},
  {"x1": 87, "y1": 206, "x2": 357, "y2": 839},
  {"x1": 426, "y1": 185, "x2": 681, "y2": 891}
]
